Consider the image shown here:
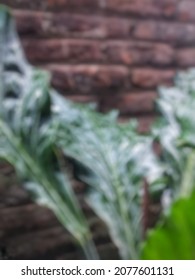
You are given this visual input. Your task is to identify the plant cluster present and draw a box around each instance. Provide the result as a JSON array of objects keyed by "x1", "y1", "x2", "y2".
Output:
[{"x1": 1, "y1": 5, "x2": 195, "y2": 260}]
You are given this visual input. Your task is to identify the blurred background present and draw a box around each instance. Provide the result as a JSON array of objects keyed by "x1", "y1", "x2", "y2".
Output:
[{"x1": 0, "y1": 0, "x2": 195, "y2": 259}]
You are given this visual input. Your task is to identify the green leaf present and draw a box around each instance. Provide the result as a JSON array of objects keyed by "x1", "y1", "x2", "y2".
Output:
[
  {"x1": 142, "y1": 191, "x2": 195, "y2": 260},
  {"x1": 53, "y1": 96, "x2": 164, "y2": 259},
  {"x1": 153, "y1": 69, "x2": 195, "y2": 204},
  {"x1": 0, "y1": 5, "x2": 98, "y2": 259}
]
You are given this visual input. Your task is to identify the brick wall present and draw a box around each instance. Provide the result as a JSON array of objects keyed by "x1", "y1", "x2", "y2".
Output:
[{"x1": 3, "y1": 0, "x2": 195, "y2": 132}]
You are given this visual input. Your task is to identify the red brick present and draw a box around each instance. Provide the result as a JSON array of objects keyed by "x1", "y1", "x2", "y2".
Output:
[
  {"x1": 14, "y1": 10, "x2": 52, "y2": 37},
  {"x1": 6, "y1": 0, "x2": 177, "y2": 19},
  {"x1": 101, "y1": 92, "x2": 157, "y2": 114},
  {"x1": 15, "y1": 10, "x2": 195, "y2": 45},
  {"x1": 52, "y1": 13, "x2": 133, "y2": 39},
  {"x1": 176, "y1": 48, "x2": 195, "y2": 67},
  {"x1": 5, "y1": 0, "x2": 176, "y2": 17},
  {"x1": 46, "y1": 0, "x2": 177, "y2": 18},
  {"x1": 15, "y1": 11, "x2": 133, "y2": 39},
  {"x1": 177, "y1": 1, "x2": 195, "y2": 22},
  {"x1": 101, "y1": 41, "x2": 175, "y2": 66},
  {"x1": 146, "y1": 43, "x2": 175, "y2": 66},
  {"x1": 45, "y1": 65, "x2": 130, "y2": 94},
  {"x1": 0, "y1": 0, "x2": 101, "y2": 12},
  {"x1": 106, "y1": 0, "x2": 177, "y2": 18},
  {"x1": 22, "y1": 38, "x2": 174, "y2": 67},
  {"x1": 1, "y1": 0, "x2": 46, "y2": 10},
  {"x1": 132, "y1": 69, "x2": 175, "y2": 88},
  {"x1": 22, "y1": 39, "x2": 103, "y2": 63},
  {"x1": 134, "y1": 20, "x2": 195, "y2": 45},
  {"x1": 47, "y1": 0, "x2": 99, "y2": 10}
]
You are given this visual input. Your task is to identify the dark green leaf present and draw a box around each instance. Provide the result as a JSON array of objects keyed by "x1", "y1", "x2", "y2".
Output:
[{"x1": 142, "y1": 191, "x2": 195, "y2": 260}]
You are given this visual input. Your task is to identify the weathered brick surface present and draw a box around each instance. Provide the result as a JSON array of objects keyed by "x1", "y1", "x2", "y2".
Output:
[
  {"x1": 101, "y1": 91, "x2": 157, "y2": 114},
  {"x1": 100, "y1": 41, "x2": 175, "y2": 66},
  {"x1": 134, "y1": 20, "x2": 195, "y2": 45},
  {"x1": 23, "y1": 39, "x2": 175, "y2": 66},
  {"x1": 15, "y1": 10, "x2": 195, "y2": 44},
  {"x1": 177, "y1": 48, "x2": 195, "y2": 67},
  {"x1": 4, "y1": 0, "x2": 195, "y2": 23},
  {"x1": 8, "y1": 1, "x2": 195, "y2": 120},
  {"x1": 3, "y1": 0, "x2": 177, "y2": 19},
  {"x1": 45, "y1": 65, "x2": 130, "y2": 94},
  {"x1": 14, "y1": 11, "x2": 50, "y2": 37},
  {"x1": 177, "y1": 1, "x2": 195, "y2": 22},
  {"x1": 15, "y1": 11, "x2": 133, "y2": 39},
  {"x1": 105, "y1": 0, "x2": 177, "y2": 18},
  {"x1": 132, "y1": 69, "x2": 175, "y2": 88},
  {"x1": 1, "y1": 0, "x2": 45, "y2": 10},
  {"x1": 23, "y1": 39, "x2": 102, "y2": 63}
]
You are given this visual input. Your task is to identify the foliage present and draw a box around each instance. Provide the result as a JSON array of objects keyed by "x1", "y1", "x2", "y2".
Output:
[
  {"x1": 153, "y1": 69, "x2": 195, "y2": 208},
  {"x1": 53, "y1": 98, "x2": 163, "y2": 259},
  {"x1": 141, "y1": 69, "x2": 195, "y2": 260},
  {"x1": 0, "y1": 5, "x2": 98, "y2": 259},
  {"x1": 2, "y1": 4, "x2": 195, "y2": 260},
  {"x1": 142, "y1": 191, "x2": 195, "y2": 260},
  {"x1": 0, "y1": 4, "x2": 165, "y2": 260}
]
